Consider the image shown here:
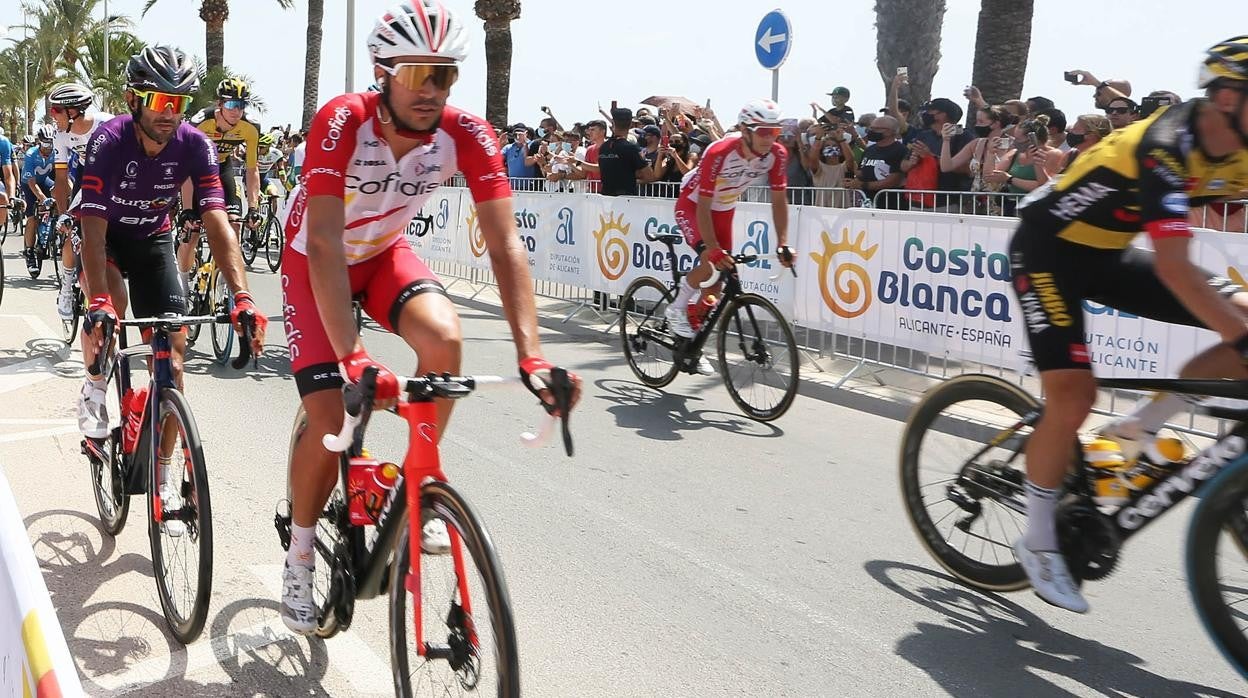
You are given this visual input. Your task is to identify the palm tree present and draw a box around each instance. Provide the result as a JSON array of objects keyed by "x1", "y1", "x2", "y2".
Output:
[
  {"x1": 970, "y1": 0, "x2": 1035, "y2": 105},
  {"x1": 80, "y1": 28, "x2": 145, "y2": 113},
  {"x1": 0, "y1": 48, "x2": 33, "y2": 135},
  {"x1": 24, "y1": 0, "x2": 127, "y2": 77},
  {"x1": 474, "y1": 0, "x2": 521, "y2": 129},
  {"x1": 873, "y1": 0, "x2": 947, "y2": 108},
  {"x1": 301, "y1": 0, "x2": 324, "y2": 130},
  {"x1": 141, "y1": 0, "x2": 293, "y2": 73}
]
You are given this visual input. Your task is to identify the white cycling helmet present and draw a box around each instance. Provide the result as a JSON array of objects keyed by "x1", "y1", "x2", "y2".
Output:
[
  {"x1": 738, "y1": 98, "x2": 783, "y2": 128},
  {"x1": 48, "y1": 82, "x2": 96, "y2": 111},
  {"x1": 368, "y1": 0, "x2": 470, "y2": 63},
  {"x1": 35, "y1": 124, "x2": 57, "y2": 143}
]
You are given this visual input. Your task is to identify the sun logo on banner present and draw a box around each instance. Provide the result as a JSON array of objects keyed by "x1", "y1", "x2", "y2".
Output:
[
  {"x1": 465, "y1": 206, "x2": 486, "y2": 258},
  {"x1": 593, "y1": 212, "x2": 630, "y2": 280},
  {"x1": 809, "y1": 228, "x2": 879, "y2": 318},
  {"x1": 1229, "y1": 266, "x2": 1248, "y2": 289}
]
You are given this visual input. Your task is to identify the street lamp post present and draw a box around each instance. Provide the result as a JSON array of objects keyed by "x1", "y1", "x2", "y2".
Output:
[
  {"x1": 345, "y1": 0, "x2": 355, "y2": 93},
  {"x1": 103, "y1": 0, "x2": 109, "y2": 90}
]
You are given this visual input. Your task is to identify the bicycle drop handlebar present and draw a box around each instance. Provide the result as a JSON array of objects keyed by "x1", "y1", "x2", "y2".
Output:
[
  {"x1": 322, "y1": 366, "x2": 576, "y2": 457},
  {"x1": 699, "y1": 252, "x2": 798, "y2": 288},
  {"x1": 85, "y1": 312, "x2": 255, "y2": 376}
]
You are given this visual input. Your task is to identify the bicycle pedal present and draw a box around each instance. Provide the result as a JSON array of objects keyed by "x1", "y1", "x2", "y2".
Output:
[{"x1": 274, "y1": 501, "x2": 293, "y2": 550}]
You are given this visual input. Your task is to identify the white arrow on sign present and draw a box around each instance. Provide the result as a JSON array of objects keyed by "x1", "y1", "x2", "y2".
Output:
[{"x1": 757, "y1": 27, "x2": 786, "y2": 53}]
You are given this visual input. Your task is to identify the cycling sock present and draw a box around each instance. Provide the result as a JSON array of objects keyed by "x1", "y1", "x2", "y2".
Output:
[
  {"x1": 1022, "y1": 480, "x2": 1060, "y2": 551},
  {"x1": 674, "y1": 278, "x2": 698, "y2": 309},
  {"x1": 86, "y1": 375, "x2": 106, "y2": 390},
  {"x1": 62, "y1": 265, "x2": 76, "y2": 283},
  {"x1": 1111, "y1": 393, "x2": 1190, "y2": 438},
  {"x1": 287, "y1": 524, "x2": 316, "y2": 569}
]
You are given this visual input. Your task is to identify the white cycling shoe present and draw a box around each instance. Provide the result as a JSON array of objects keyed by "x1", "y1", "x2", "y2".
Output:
[
  {"x1": 57, "y1": 283, "x2": 75, "y2": 320},
  {"x1": 692, "y1": 354, "x2": 715, "y2": 376},
  {"x1": 422, "y1": 516, "x2": 451, "y2": 555},
  {"x1": 280, "y1": 561, "x2": 318, "y2": 635},
  {"x1": 77, "y1": 379, "x2": 109, "y2": 439},
  {"x1": 1014, "y1": 539, "x2": 1089, "y2": 613},
  {"x1": 159, "y1": 482, "x2": 186, "y2": 538}
]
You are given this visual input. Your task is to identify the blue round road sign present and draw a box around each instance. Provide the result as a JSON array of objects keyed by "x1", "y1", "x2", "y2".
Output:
[{"x1": 755, "y1": 10, "x2": 792, "y2": 71}]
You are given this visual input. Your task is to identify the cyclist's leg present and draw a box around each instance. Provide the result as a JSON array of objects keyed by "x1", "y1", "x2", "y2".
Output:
[
  {"x1": 674, "y1": 202, "x2": 731, "y2": 305},
  {"x1": 221, "y1": 163, "x2": 243, "y2": 238},
  {"x1": 127, "y1": 232, "x2": 190, "y2": 390},
  {"x1": 22, "y1": 191, "x2": 37, "y2": 251},
  {"x1": 360, "y1": 242, "x2": 459, "y2": 433}
]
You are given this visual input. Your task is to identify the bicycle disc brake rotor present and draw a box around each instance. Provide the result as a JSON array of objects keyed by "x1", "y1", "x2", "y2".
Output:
[
  {"x1": 1056, "y1": 498, "x2": 1121, "y2": 581},
  {"x1": 444, "y1": 602, "x2": 481, "y2": 688}
]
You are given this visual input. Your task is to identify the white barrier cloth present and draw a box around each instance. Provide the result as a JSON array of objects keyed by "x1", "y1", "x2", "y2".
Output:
[{"x1": 0, "y1": 469, "x2": 82, "y2": 697}]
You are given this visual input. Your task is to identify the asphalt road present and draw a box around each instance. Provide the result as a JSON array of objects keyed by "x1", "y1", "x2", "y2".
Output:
[{"x1": 0, "y1": 238, "x2": 1244, "y2": 697}]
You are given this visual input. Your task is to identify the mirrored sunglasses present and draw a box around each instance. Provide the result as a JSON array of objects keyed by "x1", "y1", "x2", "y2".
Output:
[
  {"x1": 134, "y1": 89, "x2": 192, "y2": 113},
  {"x1": 750, "y1": 126, "x2": 783, "y2": 137},
  {"x1": 223, "y1": 99, "x2": 247, "y2": 110},
  {"x1": 380, "y1": 62, "x2": 459, "y2": 90}
]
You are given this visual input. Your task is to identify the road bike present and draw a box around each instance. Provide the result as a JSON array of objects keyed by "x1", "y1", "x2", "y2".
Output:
[
  {"x1": 617, "y1": 228, "x2": 799, "y2": 421},
  {"x1": 81, "y1": 312, "x2": 255, "y2": 643},
  {"x1": 59, "y1": 220, "x2": 85, "y2": 342},
  {"x1": 240, "y1": 188, "x2": 285, "y2": 272},
  {"x1": 29, "y1": 200, "x2": 59, "y2": 284},
  {"x1": 180, "y1": 216, "x2": 235, "y2": 364},
  {"x1": 898, "y1": 373, "x2": 1248, "y2": 677},
  {"x1": 2, "y1": 200, "x2": 24, "y2": 244},
  {"x1": 274, "y1": 366, "x2": 574, "y2": 696}
]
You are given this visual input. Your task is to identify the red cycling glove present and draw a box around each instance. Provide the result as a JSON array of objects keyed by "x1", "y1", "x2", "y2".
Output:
[
  {"x1": 338, "y1": 349, "x2": 400, "y2": 402},
  {"x1": 86, "y1": 295, "x2": 117, "y2": 333},
  {"x1": 707, "y1": 248, "x2": 730, "y2": 266},
  {"x1": 231, "y1": 290, "x2": 269, "y2": 336}
]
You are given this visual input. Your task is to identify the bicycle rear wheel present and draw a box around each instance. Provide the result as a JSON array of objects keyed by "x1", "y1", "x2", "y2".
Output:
[
  {"x1": 715, "y1": 293, "x2": 799, "y2": 421},
  {"x1": 265, "y1": 217, "x2": 284, "y2": 272},
  {"x1": 1187, "y1": 454, "x2": 1248, "y2": 680},
  {"x1": 148, "y1": 387, "x2": 213, "y2": 644},
  {"x1": 210, "y1": 268, "x2": 234, "y2": 365},
  {"x1": 899, "y1": 374, "x2": 1059, "y2": 591},
  {"x1": 619, "y1": 276, "x2": 680, "y2": 388},
  {"x1": 389, "y1": 480, "x2": 519, "y2": 698},
  {"x1": 241, "y1": 220, "x2": 259, "y2": 266},
  {"x1": 63, "y1": 284, "x2": 83, "y2": 343}
]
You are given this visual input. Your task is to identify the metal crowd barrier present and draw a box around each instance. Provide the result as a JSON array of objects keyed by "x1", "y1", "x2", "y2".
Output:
[
  {"x1": 1191, "y1": 199, "x2": 1248, "y2": 233},
  {"x1": 872, "y1": 188, "x2": 1026, "y2": 216}
]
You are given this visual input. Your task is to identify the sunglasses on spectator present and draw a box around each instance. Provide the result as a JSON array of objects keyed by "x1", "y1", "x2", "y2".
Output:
[
  {"x1": 1104, "y1": 106, "x2": 1133, "y2": 115},
  {"x1": 750, "y1": 126, "x2": 783, "y2": 137},
  {"x1": 378, "y1": 62, "x2": 459, "y2": 90},
  {"x1": 133, "y1": 89, "x2": 192, "y2": 113}
]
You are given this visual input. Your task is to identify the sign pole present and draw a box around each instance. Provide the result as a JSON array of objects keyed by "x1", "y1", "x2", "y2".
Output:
[{"x1": 771, "y1": 69, "x2": 779, "y2": 102}]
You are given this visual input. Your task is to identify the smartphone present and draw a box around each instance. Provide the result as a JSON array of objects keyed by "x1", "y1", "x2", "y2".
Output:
[
  {"x1": 897, "y1": 66, "x2": 908, "y2": 77},
  {"x1": 1063, "y1": 71, "x2": 1080, "y2": 84},
  {"x1": 611, "y1": 100, "x2": 618, "y2": 111},
  {"x1": 661, "y1": 132, "x2": 670, "y2": 148},
  {"x1": 1027, "y1": 132, "x2": 1041, "y2": 150},
  {"x1": 1139, "y1": 96, "x2": 1165, "y2": 119},
  {"x1": 541, "y1": 106, "x2": 551, "y2": 114}
]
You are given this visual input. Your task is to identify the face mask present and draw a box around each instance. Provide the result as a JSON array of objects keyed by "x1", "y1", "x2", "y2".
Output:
[
  {"x1": 865, "y1": 130, "x2": 884, "y2": 142},
  {"x1": 974, "y1": 125, "x2": 992, "y2": 137},
  {"x1": 1066, "y1": 132, "x2": 1086, "y2": 148},
  {"x1": 921, "y1": 112, "x2": 936, "y2": 127},
  {"x1": 855, "y1": 125, "x2": 867, "y2": 138},
  {"x1": 536, "y1": 127, "x2": 548, "y2": 138},
  {"x1": 561, "y1": 142, "x2": 573, "y2": 153}
]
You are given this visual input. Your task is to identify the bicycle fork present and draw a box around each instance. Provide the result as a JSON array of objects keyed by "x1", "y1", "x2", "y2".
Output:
[{"x1": 399, "y1": 400, "x2": 478, "y2": 659}]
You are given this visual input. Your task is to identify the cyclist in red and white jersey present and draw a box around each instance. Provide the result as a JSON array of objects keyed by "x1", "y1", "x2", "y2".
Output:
[
  {"x1": 279, "y1": 0, "x2": 582, "y2": 635},
  {"x1": 667, "y1": 99, "x2": 795, "y2": 358}
]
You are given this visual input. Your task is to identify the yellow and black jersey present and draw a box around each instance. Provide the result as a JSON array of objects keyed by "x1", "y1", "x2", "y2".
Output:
[
  {"x1": 190, "y1": 107, "x2": 261, "y2": 169},
  {"x1": 1019, "y1": 100, "x2": 1248, "y2": 249}
]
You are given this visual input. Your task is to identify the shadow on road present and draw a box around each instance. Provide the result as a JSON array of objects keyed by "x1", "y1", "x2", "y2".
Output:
[
  {"x1": 863, "y1": 559, "x2": 1240, "y2": 697},
  {"x1": 594, "y1": 378, "x2": 783, "y2": 441}
]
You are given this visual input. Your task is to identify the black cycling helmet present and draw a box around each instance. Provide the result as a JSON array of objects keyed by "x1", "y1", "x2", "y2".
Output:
[
  {"x1": 1200, "y1": 36, "x2": 1248, "y2": 88},
  {"x1": 125, "y1": 45, "x2": 198, "y2": 95},
  {"x1": 216, "y1": 78, "x2": 251, "y2": 102}
]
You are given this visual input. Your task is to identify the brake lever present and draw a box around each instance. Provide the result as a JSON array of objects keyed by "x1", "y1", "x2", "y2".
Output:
[
  {"x1": 550, "y1": 367, "x2": 574, "y2": 457},
  {"x1": 231, "y1": 312, "x2": 255, "y2": 370}
]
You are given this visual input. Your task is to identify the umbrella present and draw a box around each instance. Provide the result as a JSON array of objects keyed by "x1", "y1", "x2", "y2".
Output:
[{"x1": 640, "y1": 95, "x2": 701, "y2": 116}]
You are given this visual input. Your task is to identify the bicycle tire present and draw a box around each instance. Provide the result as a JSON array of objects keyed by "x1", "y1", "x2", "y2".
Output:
[
  {"x1": 148, "y1": 387, "x2": 214, "y2": 644},
  {"x1": 91, "y1": 368, "x2": 130, "y2": 535},
  {"x1": 284, "y1": 408, "x2": 361, "y2": 639},
  {"x1": 49, "y1": 235, "x2": 60, "y2": 289},
  {"x1": 619, "y1": 276, "x2": 680, "y2": 388},
  {"x1": 63, "y1": 285, "x2": 83, "y2": 343},
  {"x1": 1187, "y1": 453, "x2": 1248, "y2": 680},
  {"x1": 715, "y1": 293, "x2": 799, "y2": 421},
  {"x1": 240, "y1": 220, "x2": 258, "y2": 266},
  {"x1": 0, "y1": 249, "x2": 5, "y2": 307},
  {"x1": 389, "y1": 480, "x2": 520, "y2": 698},
  {"x1": 210, "y1": 268, "x2": 234, "y2": 365},
  {"x1": 265, "y1": 216, "x2": 284, "y2": 272},
  {"x1": 899, "y1": 374, "x2": 1053, "y2": 591}
]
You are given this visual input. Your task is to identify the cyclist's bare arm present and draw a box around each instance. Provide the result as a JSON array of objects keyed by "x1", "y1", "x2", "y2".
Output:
[
  {"x1": 478, "y1": 198, "x2": 544, "y2": 361},
  {"x1": 245, "y1": 164, "x2": 260, "y2": 209},
  {"x1": 769, "y1": 187, "x2": 789, "y2": 248},
  {"x1": 1153, "y1": 236, "x2": 1248, "y2": 342},
  {"x1": 2, "y1": 164, "x2": 13, "y2": 198},
  {"x1": 80, "y1": 215, "x2": 110, "y2": 316},
  {"x1": 53, "y1": 168, "x2": 70, "y2": 214},
  {"x1": 305, "y1": 194, "x2": 357, "y2": 358}
]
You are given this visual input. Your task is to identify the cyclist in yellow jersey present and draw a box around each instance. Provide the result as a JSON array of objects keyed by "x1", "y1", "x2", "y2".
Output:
[
  {"x1": 180, "y1": 78, "x2": 260, "y2": 274},
  {"x1": 1009, "y1": 37, "x2": 1248, "y2": 614}
]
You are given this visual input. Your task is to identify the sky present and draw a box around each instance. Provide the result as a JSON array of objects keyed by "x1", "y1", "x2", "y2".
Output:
[{"x1": 1, "y1": 0, "x2": 1246, "y2": 131}]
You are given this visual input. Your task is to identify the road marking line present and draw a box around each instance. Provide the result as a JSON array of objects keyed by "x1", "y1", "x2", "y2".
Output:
[
  {"x1": 0, "y1": 418, "x2": 76, "y2": 425},
  {"x1": 0, "y1": 424, "x2": 79, "y2": 444},
  {"x1": 248, "y1": 564, "x2": 393, "y2": 695}
]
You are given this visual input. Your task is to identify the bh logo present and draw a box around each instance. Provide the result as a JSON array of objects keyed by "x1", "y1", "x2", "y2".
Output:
[
  {"x1": 465, "y1": 206, "x2": 486, "y2": 258},
  {"x1": 741, "y1": 220, "x2": 771, "y2": 270},
  {"x1": 555, "y1": 206, "x2": 575, "y2": 245},
  {"x1": 809, "y1": 228, "x2": 878, "y2": 318},
  {"x1": 593, "y1": 212, "x2": 630, "y2": 280}
]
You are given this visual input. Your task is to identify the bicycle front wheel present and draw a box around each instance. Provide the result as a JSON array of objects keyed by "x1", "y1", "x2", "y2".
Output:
[
  {"x1": 619, "y1": 276, "x2": 680, "y2": 388},
  {"x1": 148, "y1": 387, "x2": 213, "y2": 644},
  {"x1": 265, "y1": 217, "x2": 284, "y2": 272},
  {"x1": 240, "y1": 223, "x2": 258, "y2": 266},
  {"x1": 899, "y1": 374, "x2": 1057, "y2": 591},
  {"x1": 90, "y1": 368, "x2": 129, "y2": 535},
  {"x1": 1187, "y1": 454, "x2": 1248, "y2": 680},
  {"x1": 389, "y1": 480, "x2": 519, "y2": 698},
  {"x1": 715, "y1": 293, "x2": 799, "y2": 421},
  {"x1": 63, "y1": 285, "x2": 83, "y2": 343},
  {"x1": 210, "y1": 268, "x2": 234, "y2": 365}
]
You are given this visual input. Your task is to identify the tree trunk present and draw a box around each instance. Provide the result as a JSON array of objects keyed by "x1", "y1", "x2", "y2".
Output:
[
  {"x1": 301, "y1": 0, "x2": 324, "y2": 129},
  {"x1": 874, "y1": 0, "x2": 947, "y2": 108},
  {"x1": 481, "y1": 18, "x2": 513, "y2": 129},
  {"x1": 200, "y1": 0, "x2": 230, "y2": 72},
  {"x1": 971, "y1": 0, "x2": 1034, "y2": 104}
]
